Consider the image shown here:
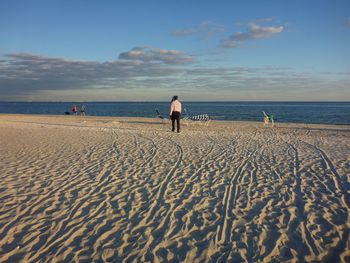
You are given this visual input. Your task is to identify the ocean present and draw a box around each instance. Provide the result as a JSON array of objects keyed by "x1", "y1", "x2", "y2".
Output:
[{"x1": 0, "y1": 101, "x2": 349, "y2": 125}]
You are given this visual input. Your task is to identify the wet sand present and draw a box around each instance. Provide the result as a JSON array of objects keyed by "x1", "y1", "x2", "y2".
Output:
[{"x1": 0, "y1": 114, "x2": 349, "y2": 262}]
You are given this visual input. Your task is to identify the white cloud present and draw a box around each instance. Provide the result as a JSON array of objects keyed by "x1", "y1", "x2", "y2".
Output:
[
  {"x1": 249, "y1": 23, "x2": 284, "y2": 39},
  {"x1": 118, "y1": 47, "x2": 193, "y2": 64},
  {"x1": 221, "y1": 22, "x2": 284, "y2": 48}
]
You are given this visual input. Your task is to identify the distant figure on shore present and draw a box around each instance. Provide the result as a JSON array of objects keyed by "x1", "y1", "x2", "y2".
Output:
[
  {"x1": 80, "y1": 105, "x2": 86, "y2": 116},
  {"x1": 263, "y1": 111, "x2": 274, "y2": 127},
  {"x1": 72, "y1": 105, "x2": 78, "y2": 115},
  {"x1": 170, "y1": 95, "x2": 182, "y2": 133}
]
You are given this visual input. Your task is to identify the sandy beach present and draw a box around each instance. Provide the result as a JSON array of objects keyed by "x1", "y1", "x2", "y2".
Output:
[{"x1": 0, "y1": 114, "x2": 349, "y2": 262}]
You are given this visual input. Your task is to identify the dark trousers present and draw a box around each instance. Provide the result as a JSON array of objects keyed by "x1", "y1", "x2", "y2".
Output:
[{"x1": 171, "y1": 111, "x2": 181, "y2": 132}]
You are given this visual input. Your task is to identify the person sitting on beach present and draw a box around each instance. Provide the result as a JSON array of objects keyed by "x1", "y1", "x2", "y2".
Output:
[
  {"x1": 262, "y1": 111, "x2": 274, "y2": 127},
  {"x1": 264, "y1": 115, "x2": 269, "y2": 125},
  {"x1": 80, "y1": 105, "x2": 86, "y2": 116},
  {"x1": 170, "y1": 95, "x2": 182, "y2": 133},
  {"x1": 72, "y1": 105, "x2": 77, "y2": 115}
]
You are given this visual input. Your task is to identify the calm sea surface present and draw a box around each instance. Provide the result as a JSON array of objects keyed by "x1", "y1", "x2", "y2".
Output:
[{"x1": 0, "y1": 102, "x2": 349, "y2": 125}]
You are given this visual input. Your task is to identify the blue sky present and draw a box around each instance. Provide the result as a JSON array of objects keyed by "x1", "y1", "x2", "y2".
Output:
[{"x1": 0, "y1": 0, "x2": 349, "y2": 101}]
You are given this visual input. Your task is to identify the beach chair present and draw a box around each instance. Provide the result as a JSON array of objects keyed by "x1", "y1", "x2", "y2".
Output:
[
  {"x1": 262, "y1": 111, "x2": 274, "y2": 127},
  {"x1": 156, "y1": 109, "x2": 168, "y2": 123},
  {"x1": 182, "y1": 108, "x2": 211, "y2": 126}
]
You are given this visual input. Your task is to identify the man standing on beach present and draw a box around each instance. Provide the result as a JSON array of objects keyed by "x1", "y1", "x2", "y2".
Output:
[
  {"x1": 80, "y1": 104, "x2": 86, "y2": 116},
  {"x1": 170, "y1": 95, "x2": 182, "y2": 133}
]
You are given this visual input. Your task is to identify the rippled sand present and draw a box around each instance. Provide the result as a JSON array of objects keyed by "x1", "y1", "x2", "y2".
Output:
[{"x1": 0, "y1": 114, "x2": 349, "y2": 262}]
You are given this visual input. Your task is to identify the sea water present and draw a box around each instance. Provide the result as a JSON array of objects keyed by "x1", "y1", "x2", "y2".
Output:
[{"x1": 0, "y1": 101, "x2": 349, "y2": 125}]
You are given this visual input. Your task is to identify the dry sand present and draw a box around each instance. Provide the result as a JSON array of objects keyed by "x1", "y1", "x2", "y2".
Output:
[{"x1": 0, "y1": 114, "x2": 349, "y2": 262}]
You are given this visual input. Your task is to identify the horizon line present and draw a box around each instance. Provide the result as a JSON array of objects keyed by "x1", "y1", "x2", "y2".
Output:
[{"x1": 0, "y1": 100, "x2": 349, "y2": 103}]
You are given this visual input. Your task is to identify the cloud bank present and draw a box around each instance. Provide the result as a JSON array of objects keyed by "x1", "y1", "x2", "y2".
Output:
[
  {"x1": 0, "y1": 49, "x2": 348, "y2": 101},
  {"x1": 0, "y1": 48, "x2": 192, "y2": 99}
]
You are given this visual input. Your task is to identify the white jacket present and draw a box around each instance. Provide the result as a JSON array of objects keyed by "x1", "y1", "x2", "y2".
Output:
[{"x1": 170, "y1": 100, "x2": 182, "y2": 115}]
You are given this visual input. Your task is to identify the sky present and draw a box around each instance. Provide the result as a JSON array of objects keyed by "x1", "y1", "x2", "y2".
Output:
[{"x1": 0, "y1": 0, "x2": 349, "y2": 101}]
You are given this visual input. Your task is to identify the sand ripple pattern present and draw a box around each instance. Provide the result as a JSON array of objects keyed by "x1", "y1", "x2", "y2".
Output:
[{"x1": 0, "y1": 116, "x2": 349, "y2": 262}]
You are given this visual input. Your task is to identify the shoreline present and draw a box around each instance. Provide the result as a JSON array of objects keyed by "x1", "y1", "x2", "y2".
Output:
[{"x1": 1, "y1": 113, "x2": 350, "y2": 129}]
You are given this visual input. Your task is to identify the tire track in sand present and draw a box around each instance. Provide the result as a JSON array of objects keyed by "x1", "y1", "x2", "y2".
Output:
[
  {"x1": 137, "y1": 137, "x2": 183, "y2": 226},
  {"x1": 300, "y1": 139, "x2": 350, "y2": 210},
  {"x1": 215, "y1": 129, "x2": 259, "y2": 245},
  {"x1": 296, "y1": 137, "x2": 350, "y2": 261},
  {"x1": 287, "y1": 143, "x2": 320, "y2": 257},
  {"x1": 120, "y1": 136, "x2": 183, "y2": 261}
]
